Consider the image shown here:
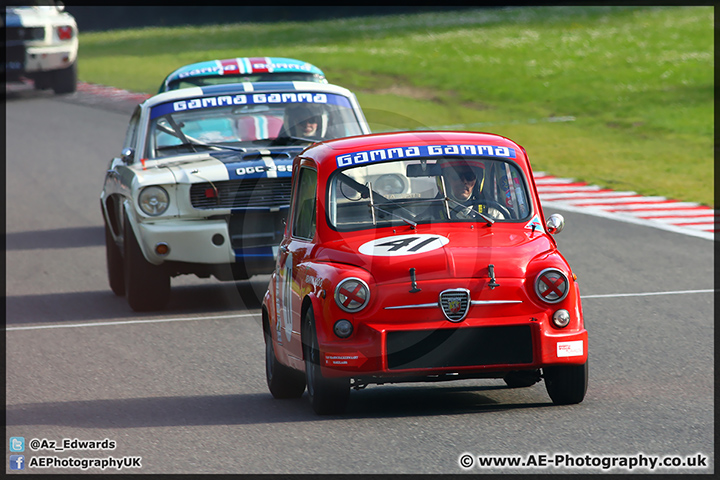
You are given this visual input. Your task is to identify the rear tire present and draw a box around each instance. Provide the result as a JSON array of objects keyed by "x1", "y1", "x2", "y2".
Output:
[
  {"x1": 303, "y1": 309, "x2": 350, "y2": 415},
  {"x1": 123, "y1": 215, "x2": 170, "y2": 312},
  {"x1": 104, "y1": 219, "x2": 125, "y2": 296},
  {"x1": 265, "y1": 332, "x2": 306, "y2": 399},
  {"x1": 544, "y1": 361, "x2": 588, "y2": 405},
  {"x1": 52, "y1": 62, "x2": 77, "y2": 94}
]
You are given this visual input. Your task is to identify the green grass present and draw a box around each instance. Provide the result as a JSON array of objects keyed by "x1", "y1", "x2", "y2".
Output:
[{"x1": 77, "y1": 6, "x2": 714, "y2": 206}]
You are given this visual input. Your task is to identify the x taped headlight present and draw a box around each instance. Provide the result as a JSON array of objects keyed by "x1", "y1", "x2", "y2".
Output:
[
  {"x1": 535, "y1": 268, "x2": 569, "y2": 304},
  {"x1": 335, "y1": 278, "x2": 370, "y2": 313},
  {"x1": 139, "y1": 186, "x2": 169, "y2": 216}
]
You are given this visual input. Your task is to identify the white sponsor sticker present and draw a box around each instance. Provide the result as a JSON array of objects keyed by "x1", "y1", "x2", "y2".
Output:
[
  {"x1": 358, "y1": 234, "x2": 449, "y2": 256},
  {"x1": 557, "y1": 340, "x2": 584, "y2": 357}
]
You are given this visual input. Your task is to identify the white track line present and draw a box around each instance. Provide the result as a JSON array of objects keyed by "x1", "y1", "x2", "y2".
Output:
[
  {"x1": 583, "y1": 289, "x2": 714, "y2": 299},
  {"x1": 6, "y1": 313, "x2": 260, "y2": 332}
]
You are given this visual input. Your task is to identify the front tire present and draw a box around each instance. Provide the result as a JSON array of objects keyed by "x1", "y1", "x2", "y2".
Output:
[
  {"x1": 104, "y1": 219, "x2": 125, "y2": 296},
  {"x1": 123, "y1": 215, "x2": 171, "y2": 312},
  {"x1": 265, "y1": 332, "x2": 306, "y2": 399},
  {"x1": 303, "y1": 309, "x2": 350, "y2": 415},
  {"x1": 52, "y1": 62, "x2": 77, "y2": 94},
  {"x1": 544, "y1": 361, "x2": 588, "y2": 405},
  {"x1": 33, "y1": 72, "x2": 52, "y2": 90}
]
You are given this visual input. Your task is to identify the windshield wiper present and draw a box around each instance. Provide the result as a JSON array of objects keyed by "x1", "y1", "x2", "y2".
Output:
[
  {"x1": 157, "y1": 122, "x2": 246, "y2": 152},
  {"x1": 268, "y1": 135, "x2": 318, "y2": 146},
  {"x1": 195, "y1": 142, "x2": 246, "y2": 152},
  {"x1": 367, "y1": 181, "x2": 417, "y2": 229}
]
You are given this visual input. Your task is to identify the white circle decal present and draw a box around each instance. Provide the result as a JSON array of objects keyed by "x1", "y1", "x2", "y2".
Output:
[{"x1": 358, "y1": 234, "x2": 449, "y2": 257}]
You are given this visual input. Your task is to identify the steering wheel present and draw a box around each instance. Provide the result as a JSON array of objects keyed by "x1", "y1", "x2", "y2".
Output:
[
  {"x1": 481, "y1": 200, "x2": 513, "y2": 219},
  {"x1": 452, "y1": 200, "x2": 513, "y2": 220}
]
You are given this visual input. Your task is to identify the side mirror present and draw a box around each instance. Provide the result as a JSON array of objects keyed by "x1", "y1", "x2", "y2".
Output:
[
  {"x1": 546, "y1": 213, "x2": 565, "y2": 234},
  {"x1": 121, "y1": 148, "x2": 134, "y2": 165}
]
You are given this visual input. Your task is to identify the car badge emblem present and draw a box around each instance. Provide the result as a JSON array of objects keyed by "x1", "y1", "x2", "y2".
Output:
[
  {"x1": 439, "y1": 289, "x2": 470, "y2": 322},
  {"x1": 448, "y1": 299, "x2": 461, "y2": 313}
]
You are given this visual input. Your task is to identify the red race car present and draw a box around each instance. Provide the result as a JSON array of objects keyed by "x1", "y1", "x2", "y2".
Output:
[{"x1": 262, "y1": 131, "x2": 588, "y2": 414}]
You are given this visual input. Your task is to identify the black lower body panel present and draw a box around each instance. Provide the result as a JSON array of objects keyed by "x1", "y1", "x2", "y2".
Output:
[{"x1": 386, "y1": 325, "x2": 533, "y2": 370}]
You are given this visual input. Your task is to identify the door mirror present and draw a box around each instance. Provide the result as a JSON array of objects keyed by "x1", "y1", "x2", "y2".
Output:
[
  {"x1": 546, "y1": 213, "x2": 565, "y2": 234},
  {"x1": 121, "y1": 148, "x2": 134, "y2": 165}
]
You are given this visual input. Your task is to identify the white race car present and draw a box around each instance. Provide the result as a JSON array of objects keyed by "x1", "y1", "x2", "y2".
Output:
[
  {"x1": 4, "y1": 1, "x2": 78, "y2": 94},
  {"x1": 101, "y1": 81, "x2": 370, "y2": 311}
]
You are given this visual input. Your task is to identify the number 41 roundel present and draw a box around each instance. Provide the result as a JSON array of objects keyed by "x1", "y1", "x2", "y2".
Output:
[{"x1": 358, "y1": 234, "x2": 449, "y2": 256}]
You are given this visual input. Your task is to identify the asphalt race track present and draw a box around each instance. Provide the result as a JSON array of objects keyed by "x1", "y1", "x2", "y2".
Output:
[{"x1": 5, "y1": 86, "x2": 714, "y2": 474}]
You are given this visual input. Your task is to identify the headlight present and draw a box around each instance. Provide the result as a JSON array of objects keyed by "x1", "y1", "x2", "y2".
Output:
[
  {"x1": 552, "y1": 309, "x2": 571, "y2": 328},
  {"x1": 534, "y1": 268, "x2": 569, "y2": 304},
  {"x1": 335, "y1": 278, "x2": 370, "y2": 313},
  {"x1": 333, "y1": 319, "x2": 354, "y2": 338},
  {"x1": 139, "y1": 186, "x2": 169, "y2": 216}
]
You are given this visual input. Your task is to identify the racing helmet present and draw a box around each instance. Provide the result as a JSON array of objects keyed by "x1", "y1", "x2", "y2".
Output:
[
  {"x1": 438, "y1": 159, "x2": 485, "y2": 202},
  {"x1": 283, "y1": 104, "x2": 327, "y2": 138}
]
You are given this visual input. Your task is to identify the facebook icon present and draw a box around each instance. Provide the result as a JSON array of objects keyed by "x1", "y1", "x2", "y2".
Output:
[{"x1": 10, "y1": 455, "x2": 25, "y2": 470}]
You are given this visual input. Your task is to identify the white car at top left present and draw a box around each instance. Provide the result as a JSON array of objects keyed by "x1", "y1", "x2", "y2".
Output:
[{"x1": 4, "y1": 1, "x2": 78, "y2": 94}]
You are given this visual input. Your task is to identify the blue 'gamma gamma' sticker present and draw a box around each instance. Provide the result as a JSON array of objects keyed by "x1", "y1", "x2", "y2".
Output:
[
  {"x1": 151, "y1": 92, "x2": 351, "y2": 119},
  {"x1": 335, "y1": 144, "x2": 516, "y2": 168}
]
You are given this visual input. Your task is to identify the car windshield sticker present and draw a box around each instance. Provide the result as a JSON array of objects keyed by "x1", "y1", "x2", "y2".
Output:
[
  {"x1": 150, "y1": 92, "x2": 350, "y2": 119},
  {"x1": 358, "y1": 234, "x2": 449, "y2": 257},
  {"x1": 525, "y1": 215, "x2": 544, "y2": 233},
  {"x1": 336, "y1": 144, "x2": 516, "y2": 168}
]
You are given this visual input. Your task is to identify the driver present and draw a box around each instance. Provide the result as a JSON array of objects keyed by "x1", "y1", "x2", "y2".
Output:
[
  {"x1": 283, "y1": 105, "x2": 323, "y2": 139},
  {"x1": 439, "y1": 159, "x2": 488, "y2": 219}
]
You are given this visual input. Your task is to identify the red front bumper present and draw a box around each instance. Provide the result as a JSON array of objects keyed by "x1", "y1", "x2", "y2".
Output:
[{"x1": 319, "y1": 317, "x2": 587, "y2": 379}]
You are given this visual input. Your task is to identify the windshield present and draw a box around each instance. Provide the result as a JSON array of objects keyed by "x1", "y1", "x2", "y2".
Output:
[
  {"x1": 146, "y1": 92, "x2": 363, "y2": 159},
  {"x1": 328, "y1": 157, "x2": 531, "y2": 230}
]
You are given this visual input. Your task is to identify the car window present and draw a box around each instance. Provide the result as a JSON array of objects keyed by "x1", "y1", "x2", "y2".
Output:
[
  {"x1": 328, "y1": 157, "x2": 531, "y2": 230},
  {"x1": 292, "y1": 167, "x2": 318, "y2": 240},
  {"x1": 167, "y1": 73, "x2": 326, "y2": 91},
  {"x1": 145, "y1": 92, "x2": 364, "y2": 159}
]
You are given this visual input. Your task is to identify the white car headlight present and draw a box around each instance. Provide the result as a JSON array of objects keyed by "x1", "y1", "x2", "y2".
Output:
[
  {"x1": 139, "y1": 186, "x2": 169, "y2": 216},
  {"x1": 335, "y1": 278, "x2": 370, "y2": 313}
]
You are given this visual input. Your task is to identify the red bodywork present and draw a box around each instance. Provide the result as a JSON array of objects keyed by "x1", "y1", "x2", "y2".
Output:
[{"x1": 263, "y1": 131, "x2": 587, "y2": 384}]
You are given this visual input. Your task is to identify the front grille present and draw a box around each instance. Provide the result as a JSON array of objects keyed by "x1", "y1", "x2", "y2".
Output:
[
  {"x1": 190, "y1": 177, "x2": 292, "y2": 209},
  {"x1": 386, "y1": 326, "x2": 533, "y2": 370},
  {"x1": 5, "y1": 27, "x2": 45, "y2": 43},
  {"x1": 229, "y1": 209, "x2": 287, "y2": 249},
  {"x1": 439, "y1": 289, "x2": 470, "y2": 322}
]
